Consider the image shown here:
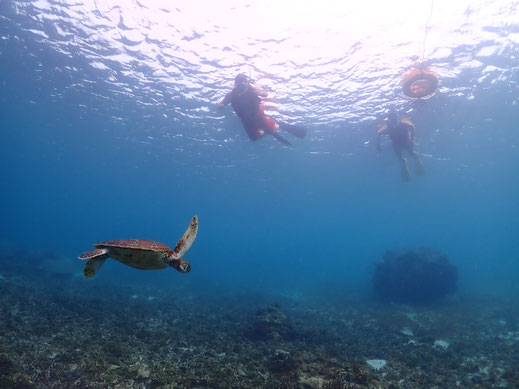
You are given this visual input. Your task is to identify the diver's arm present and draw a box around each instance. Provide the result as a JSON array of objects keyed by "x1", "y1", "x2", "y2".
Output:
[
  {"x1": 410, "y1": 126, "x2": 416, "y2": 144},
  {"x1": 400, "y1": 118, "x2": 416, "y2": 144},
  {"x1": 404, "y1": 121, "x2": 416, "y2": 144},
  {"x1": 218, "y1": 92, "x2": 232, "y2": 109},
  {"x1": 376, "y1": 124, "x2": 387, "y2": 152}
]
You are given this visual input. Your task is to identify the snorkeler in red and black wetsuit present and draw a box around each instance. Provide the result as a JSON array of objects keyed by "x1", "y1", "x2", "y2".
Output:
[
  {"x1": 377, "y1": 111, "x2": 425, "y2": 182},
  {"x1": 218, "y1": 73, "x2": 307, "y2": 145}
]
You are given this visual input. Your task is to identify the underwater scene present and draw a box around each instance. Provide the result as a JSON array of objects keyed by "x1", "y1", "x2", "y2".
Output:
[{"x1": 1, "y1": 0, "x2": 518, "y2": 388}]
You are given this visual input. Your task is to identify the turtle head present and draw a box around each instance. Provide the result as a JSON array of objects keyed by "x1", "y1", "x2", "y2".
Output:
[{"x1": 170, "y1": 258, "x2": 191, "y2": 273}]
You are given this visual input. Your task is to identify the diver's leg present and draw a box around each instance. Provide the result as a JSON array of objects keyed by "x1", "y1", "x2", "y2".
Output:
[
  {"x1": 243, "y1": 117, "x2": 288, "y2": 145},
  {"x1": 259, "y1": 103, "x2": 306, "y2": 139},
  {"x1": 408, "y1": 146, "x2": 425, "y2": 176},
  {"x1": 242, "y1": 119, "x2": 264, "y2": 141},
  {"x1": 400, "y1": 158, "x2": 411, "y2": 182},
  {"x1": 248, "y1": 129, "x2": 263, "y2": 141},
  {"x1": 278, "y1": 122, "x2": 307, "y2": 138},
  {"x1": 257, "y1": 106, "x2": 291, "y2": 145},
  {"x1": 258, "y1": 104, "x2": 278, "y2": 134},
  {"x1": 393, "y1": 143, "x2": 410, "y2": 182}
]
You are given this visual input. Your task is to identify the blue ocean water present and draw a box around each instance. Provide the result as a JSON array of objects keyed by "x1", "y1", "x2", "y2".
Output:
[
  {"x1": 1, "y1": 0, "x2": 518, "y2": 293},
  {"x1": 0, "y1": 2, "x2": 519, "y2": 386},
  {"x1": 0, "y1": 0, "x2": 519, "y2": 388}
]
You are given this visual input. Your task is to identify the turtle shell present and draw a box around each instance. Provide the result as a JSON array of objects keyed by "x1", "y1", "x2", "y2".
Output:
[
  {"x1": 95, "y1": 239, "x2": 173, "y2": 270},
  {"x1": 95, "y1": 239, "x2": 172, "y2": 252}
]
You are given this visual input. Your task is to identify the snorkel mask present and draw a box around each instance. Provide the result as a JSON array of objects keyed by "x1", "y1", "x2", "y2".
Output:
[
  {"x1": 234, "y1": 73, "x2": 249, "y2": 93},
  {"x1": 386, "y1": 111, "x2": 399, "y2": 128}
]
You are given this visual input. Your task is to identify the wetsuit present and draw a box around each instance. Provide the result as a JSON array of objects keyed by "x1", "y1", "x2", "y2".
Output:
[
  {"x1": 221, "y1": 85, "x2": 277, "y2": 140},
  {"x1": 377, "y1": 117, "x2": 424, "y2": 180},
  {"x1": 387, "y1": 120, "x2": 415, "y2": 155}
]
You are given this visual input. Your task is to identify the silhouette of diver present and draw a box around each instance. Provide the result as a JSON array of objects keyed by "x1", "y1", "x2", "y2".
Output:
[
  {"x1": 377, "y1": 110, "x2": 425, "y2": 182},
  {"x1": 219, "y1": 73, "x2": 307, "y2": 145}
]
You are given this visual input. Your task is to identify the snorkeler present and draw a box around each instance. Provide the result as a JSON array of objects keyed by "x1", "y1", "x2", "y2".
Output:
[
  {"x1": 218, "y1": 73, "x2": 307, "y2": 145},
  {"x1": 377, "y1": 111, "x2": 425, "y2": 182}
]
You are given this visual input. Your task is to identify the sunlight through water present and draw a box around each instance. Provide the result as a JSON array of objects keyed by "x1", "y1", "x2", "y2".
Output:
[{"x1": 5, "y1": 1, "x2": 517, "y2": 112}]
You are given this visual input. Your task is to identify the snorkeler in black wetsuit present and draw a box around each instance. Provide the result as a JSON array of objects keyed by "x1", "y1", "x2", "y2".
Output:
[
  {"x1": 218, "y1": 73, "x2": 307, "y2": 145},
  {"x1": 377, "y1": 111, "x2": 425, "y2": 181}
]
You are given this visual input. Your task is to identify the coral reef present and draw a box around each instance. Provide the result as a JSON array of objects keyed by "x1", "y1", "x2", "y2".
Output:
[
  {"x1": 268, "y1": 349, "x2": 297, "y2": 373},
  {"x1": 0, "y1": 248, "x2": 518, "y2": 388},
  {"x1": 372, "y1": 248, "x2": 458, "y2": 304}
]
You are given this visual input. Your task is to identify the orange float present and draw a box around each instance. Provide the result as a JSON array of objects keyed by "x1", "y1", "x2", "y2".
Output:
[{"x1": 402, "y1": 68, "x2": 439, "y2": 98}]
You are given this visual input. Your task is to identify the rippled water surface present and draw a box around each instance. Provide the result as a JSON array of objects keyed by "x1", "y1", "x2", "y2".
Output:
[{"x1": 3, "y1": 0, "x2": 518, "y2": 130}]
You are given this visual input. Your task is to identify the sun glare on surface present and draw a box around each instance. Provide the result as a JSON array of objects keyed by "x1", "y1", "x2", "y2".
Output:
[
  {"x1": 14, "y1": 0, "x2": 517, "y2": 123},
  {"x1": 37, "y1": 0, "x2": 510, "y2": 73}
]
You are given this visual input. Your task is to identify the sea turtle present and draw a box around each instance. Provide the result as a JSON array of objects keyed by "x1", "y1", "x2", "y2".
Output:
[{"x1": 78, "y1": 216, "x2": 198, "y2": 278}]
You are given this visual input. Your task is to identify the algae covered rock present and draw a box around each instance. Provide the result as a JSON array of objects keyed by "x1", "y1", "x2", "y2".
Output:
[
  {"x1": 249, "y1": 304, "x2": 296, "y2": 341},
  {"x1": 269, "y1": 349, "x2": 297, "y2": 373},
  {"x1": 372, "y1": 248, "x2": 458, "y2": 304}
]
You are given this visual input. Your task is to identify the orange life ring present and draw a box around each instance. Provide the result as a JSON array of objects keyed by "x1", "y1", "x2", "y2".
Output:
[{"x1": 402, "y1": 68, "x2": 439, "y2": 98}]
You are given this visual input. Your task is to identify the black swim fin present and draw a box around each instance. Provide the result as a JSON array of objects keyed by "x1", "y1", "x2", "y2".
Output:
[
  {"x1": 272, "y1": 132, "x2": 292, "y2": 146},
  {"x1": 278, "y1": 122, "x2": 307, "y2": 138}
]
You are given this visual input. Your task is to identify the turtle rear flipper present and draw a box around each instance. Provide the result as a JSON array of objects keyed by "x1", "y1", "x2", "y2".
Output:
[
  {"x1": 83, "y1": 256, "x2": 108, "y2": 278},
  {"x1": 171, "y1": 216, "x2": 198, "y2": 259}
]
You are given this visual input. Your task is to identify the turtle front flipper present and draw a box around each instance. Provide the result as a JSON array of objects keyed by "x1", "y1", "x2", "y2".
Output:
[
  {"x1": 79, "y1": 248, "x2": 107, "y2": 260},
  {"x1": 79, "y1": 248, "x2": 109, "y2": 277},
  {"x1": 171, "y1": 215, "x2": 198, "y2": 260},
  {"x1": 83, "y1": 256, "x2": 108, "y2": 278}
]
